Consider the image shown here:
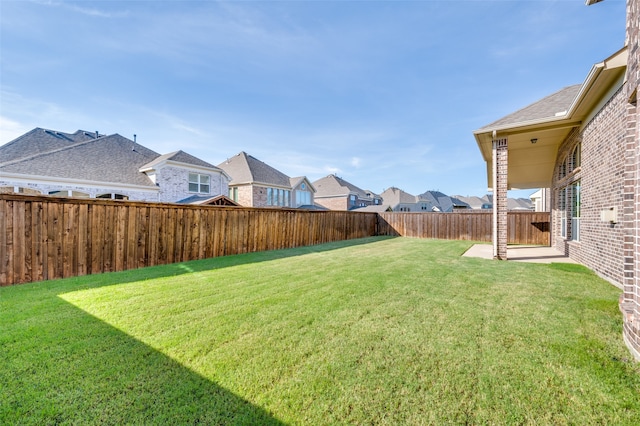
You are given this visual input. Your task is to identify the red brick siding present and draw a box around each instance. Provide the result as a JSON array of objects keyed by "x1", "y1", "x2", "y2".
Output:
[
  {"x1": 552, "y1": 88, "x2": 628, "y2": 286},
  {"x1": 623, "y1": 0, "x2": 640, "y2": 360}
]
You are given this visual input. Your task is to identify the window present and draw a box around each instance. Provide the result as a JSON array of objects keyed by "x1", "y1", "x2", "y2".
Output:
[
  {"x1": 571, "y1": 143, "x2": 581, "y2": 170},
  {"x1": 97, "y1": 193, "x2": 128, "y2": 200},
  {"x1": 49, "y1": 190, "x2": 89, "y2": 198},
  {"x1": 189, "y1": 173, "x2": 210, "y2": 194},
  {"x1": 296, "y1": 190, "x2": 311, "y2": 207},
  {"x1": 267, "y1": 187, "x2": 290, "y2": 207},
  {"x1": 559, "y1": 187, "x2": 567, "y2": 239},
  {"x1": 229, "y1": 187, "x2": 238, "y2": 202},
  {"x1": 571, "y1": 180, "x2": 581, "y2": 242},
  {"x1": 558, "y1": 160, "x2": 567, "y2": 179},
  {"x1": 349, "y1": 194, "x2": 357, "y2": 207}
]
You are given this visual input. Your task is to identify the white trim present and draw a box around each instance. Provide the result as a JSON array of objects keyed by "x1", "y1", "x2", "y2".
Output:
[
  {"x1": 0, "y1": 172, "x2": 159, "y2": 192},
  {"x1": 140, "y1": 159, "x2": 230, "y2": 180}
]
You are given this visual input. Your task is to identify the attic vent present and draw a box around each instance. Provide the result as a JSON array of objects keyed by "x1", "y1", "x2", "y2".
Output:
[
  {"x1": 554, "y1": 110, "x2": 567, "y2": 117},
  {"x1": 44, "y1": 129, "x2": 62, "y2": 138}
]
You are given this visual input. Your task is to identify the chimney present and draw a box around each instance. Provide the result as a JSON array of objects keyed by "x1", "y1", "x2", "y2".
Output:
[{"x1": 134, "y1": 134, "x2": 137, "y2": 142}]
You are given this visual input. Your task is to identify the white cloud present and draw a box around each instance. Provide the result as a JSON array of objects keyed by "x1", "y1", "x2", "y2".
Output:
[
  {"x1": 0, "y1": 116, "x2": 30, "y2": 144},
  {"x1": 350, "y1": 157, "x2": 362, "y2": 168},
  {"x1": 35, "y1": 0, "x2": 128, "y2": 18}
]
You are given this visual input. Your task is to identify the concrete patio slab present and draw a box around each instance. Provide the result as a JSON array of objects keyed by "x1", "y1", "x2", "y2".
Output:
[{"x1": 462, "y1": 244, "x2": 579, "y2": 264}]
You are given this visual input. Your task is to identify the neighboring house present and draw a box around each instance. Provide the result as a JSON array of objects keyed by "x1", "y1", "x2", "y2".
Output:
[
  {"x1": 417, "y1": 190, "x2": 470, "y2": 212},
  {"x1": 529, "y1": 188, "x2": 550, "y2": 212},
  {"x1": 473, "y1": 0, "x2": 639, "y2": 359},
  {"x1": 0, "y1": 128, "x2": 229, "y2": 203},
  {"x1": 312, "y1": 174, "x2": 381, "y2": 211},
  {"x1": 217, "y1": 151, "x2": 315, "y2": 208},
  {"x1": 379, "y1": 187, "x2": 419, "y2": 212},
  {"x1": 176, "y1": 194, "x2": 240, "y2": 206},
  {"x1": 378, "y1": 187, "x2": 455, "y2": 212},
  {"x1": 507, "y1": 198, "x2": 534, "y2": 211},
  {"x1": 454, "y1": 195, "x2": 493, "y2": 210}
]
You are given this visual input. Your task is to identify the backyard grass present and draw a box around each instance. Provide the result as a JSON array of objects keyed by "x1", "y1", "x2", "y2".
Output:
[{"x1": 1, "y1": 236, "x2": 639, "y2": 425}]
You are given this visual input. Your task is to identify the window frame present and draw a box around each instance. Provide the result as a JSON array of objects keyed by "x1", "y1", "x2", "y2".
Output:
[{"x1": 188, "y1": 173, "x2": 210, "y2": 194}]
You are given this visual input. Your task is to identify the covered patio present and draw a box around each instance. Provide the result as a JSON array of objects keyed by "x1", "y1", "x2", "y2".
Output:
[
  {"x1": 462, "y1": 244, "x2": 578, "y2": 264},
  {"x1": 472, "y1": 47, "x2": 627, "y2": 260}
]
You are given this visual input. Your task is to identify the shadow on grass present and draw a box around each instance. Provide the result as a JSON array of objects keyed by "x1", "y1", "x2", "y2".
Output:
[
  {"x1": 1, "y1": 291, "x2": 286, "y2": 424},
  {"x1": 2, "y1": 237, "x2": 398, "y2": 424}
]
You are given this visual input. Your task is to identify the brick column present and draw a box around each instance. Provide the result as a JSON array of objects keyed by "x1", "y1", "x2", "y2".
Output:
[{"x1": 492, "y1": 138, "x2": 508, "y2": 260}]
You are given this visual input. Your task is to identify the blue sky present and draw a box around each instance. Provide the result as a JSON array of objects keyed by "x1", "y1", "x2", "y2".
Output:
[{"x1": 0, "y1": 0, "x2": 627, "y2": 198}]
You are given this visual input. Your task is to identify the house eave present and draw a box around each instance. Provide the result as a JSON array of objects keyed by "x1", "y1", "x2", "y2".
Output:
[
  {"x1": 0, "y1": 171, "x2": 160, "y2": 192},
  {"x1": 474, "y1": 46, "x2": 627, "y2": 190}
]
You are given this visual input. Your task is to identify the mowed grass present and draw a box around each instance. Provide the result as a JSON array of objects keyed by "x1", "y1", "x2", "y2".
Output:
[{"x1": 2, "y1": 237, "x2": 639, "y2": 425}]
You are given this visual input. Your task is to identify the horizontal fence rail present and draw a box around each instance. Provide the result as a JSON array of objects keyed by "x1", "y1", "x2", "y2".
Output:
[{"x1": 1, "y1": 195, "x2": 550, "y2": 286}]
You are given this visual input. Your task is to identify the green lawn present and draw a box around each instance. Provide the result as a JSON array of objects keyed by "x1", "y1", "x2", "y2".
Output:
[{"x1": 2, "y1": 237, "x2": 639, "y2": 425}]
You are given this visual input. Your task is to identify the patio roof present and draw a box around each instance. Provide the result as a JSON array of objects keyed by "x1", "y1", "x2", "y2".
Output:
[{"x1": 473, "y1": 46, "x2": 627, "y2": 190}]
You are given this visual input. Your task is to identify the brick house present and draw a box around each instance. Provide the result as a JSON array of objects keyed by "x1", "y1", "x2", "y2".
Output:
[
  {"x1": 312, "y1": 174, "x2": 381, "y2": 211},
  {"x1": 0, "y1": 128, "x2": 230, "y2": 203},
  {"x1": 473, "y1": 0, "x2": 639, "y2": 360},
  {"x1": 217, "y1": 151, "x2": 316, "y2": 208}
]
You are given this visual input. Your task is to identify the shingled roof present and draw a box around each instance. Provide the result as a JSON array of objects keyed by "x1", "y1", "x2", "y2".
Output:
[
  {"x1": 312, "y1": 174, "x2": 370, "y2": 198},
  {"x1": 476, "y1": 85, "x2": 582, "y2": 132},
  {"x1": 0, "y1": 132, "x2": 160, "y2": 187},
  {"x1": 141, "y1": 150, "x2": 220, "y2": 170},
  {"x1": 380, "y1": 187, "x2": 417, "y2": 205},
  {"x1": 0, "y1": 128, "x2": 99, "y2": 165},
  {"x1": 217, "y1": 152, "x2": 291, "y2": 187}
]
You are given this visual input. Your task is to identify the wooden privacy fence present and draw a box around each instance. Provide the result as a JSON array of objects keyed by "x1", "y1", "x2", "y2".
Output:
[
  {"x1": 377, "y1": 211, "x2": 550, "y2": 246},
  {"x1": 1, "y1": 194, "x2": 550, "y2": 286},
  {"x1": 0, "y1": 195, "x2": 377, "y2": 286}
]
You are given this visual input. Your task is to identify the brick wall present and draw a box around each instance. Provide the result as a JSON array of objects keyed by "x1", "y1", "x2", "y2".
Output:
[
  {"x1": 622, "y1": 0, "x2": 640, "y2": 360},
  {"x1": 155, "y1": 165, "x2": 227, "y2": 203},
  {"x1": 234, "y1": 185, "x2": 254, "y2": 207},
  {"x1": 315, "y1": 196, "x2": 348, "y2": 210},
  {"x1": 551, "y1": 88, "x2": 628, "y2": 286}
]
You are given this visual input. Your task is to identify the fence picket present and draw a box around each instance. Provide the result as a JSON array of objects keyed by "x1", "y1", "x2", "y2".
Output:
[{"x1": 0, "y1": 194, "x2": 549, "y2": 286}]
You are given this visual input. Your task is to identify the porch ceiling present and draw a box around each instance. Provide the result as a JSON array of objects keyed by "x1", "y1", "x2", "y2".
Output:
[
  {"x1": 475, "y1": 121, "x2": 580, "y2": 190},
  {"x1": 473, "y1": 46, "x2": 627, "y2": 191}
]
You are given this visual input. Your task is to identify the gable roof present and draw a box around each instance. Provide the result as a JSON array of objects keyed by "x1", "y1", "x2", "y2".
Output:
[
  {"x1": 380, "y1": 187, "x2": 417, "y2": 205},
  {"x1": 140, "y1": 150, "x2": 221, "y2": 171},
  {"x1": 312, "y1": 174, "x2": 370, "y2": 199},
  {"x1": 476, "y1": 85, "x2": 582, "y2": 132},
  {"x1": 176, "y1": 194, "x2": 239, "y2": 206},
  {"x1": 0, "y1": 132, "x2": 160, "y2": 187},
  {"x1": 417, "y1": 190, "x2": 470, "y2": 212},
  {"x1": 289, "y1": 176, "x2": 316, "y2": 192},
  {"x1": 218, "y1": 152, "x2": 291, "y2": 187},
  {"x1": 453, "y1": 195, "x2": 492, "y2": 209}
]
